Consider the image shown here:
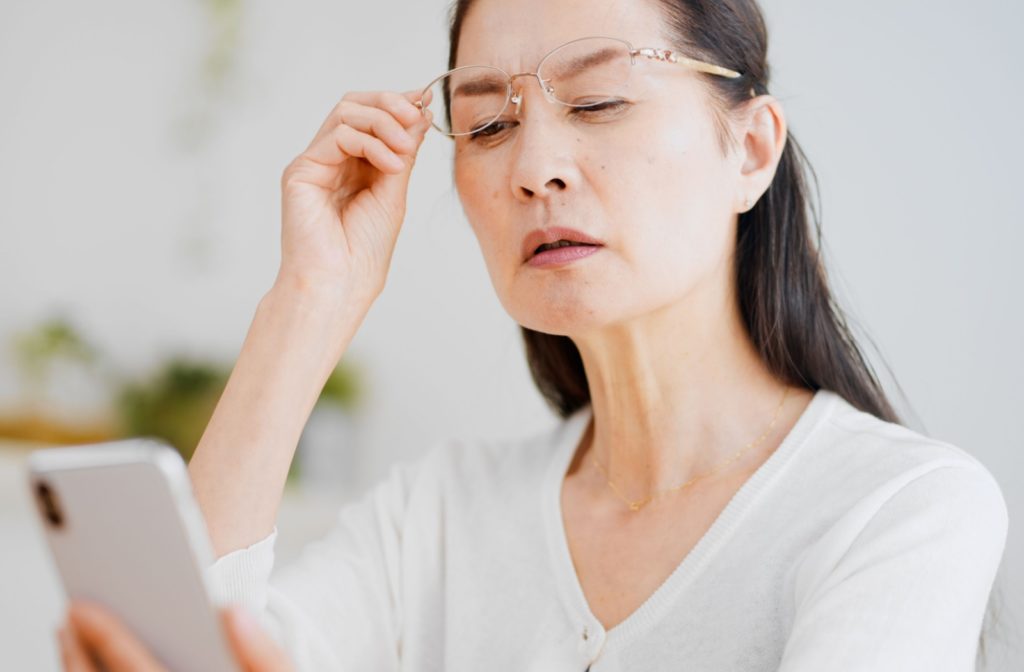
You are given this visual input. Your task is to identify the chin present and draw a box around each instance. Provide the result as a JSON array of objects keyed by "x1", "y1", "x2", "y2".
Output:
[{"x1": 505, "y1": 291, "x2": 611, "y2": 337}]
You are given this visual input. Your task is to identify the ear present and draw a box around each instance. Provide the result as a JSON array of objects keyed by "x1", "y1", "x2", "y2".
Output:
[{"x1": 735, "y1": 95, "x2": 787, "y2": 213}]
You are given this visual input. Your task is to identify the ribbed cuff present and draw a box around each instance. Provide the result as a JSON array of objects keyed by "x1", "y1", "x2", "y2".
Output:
[{"x1": 205, "y1": 527, "x2": 278, "y2": 610}]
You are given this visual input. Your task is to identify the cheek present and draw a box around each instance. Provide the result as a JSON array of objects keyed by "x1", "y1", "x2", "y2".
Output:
[
  {"x1": 454, "y1": 158, "x2": 512, "y2": 271},
  {"x1": 455, "y1": 158, "x2": 496, "y2": 228},
  {"x1": 590, "y1": 115, "x2": 733, "y2": 283},
  {"x1": 455, "y1": 153, "x2": 505, "y2": 204}
]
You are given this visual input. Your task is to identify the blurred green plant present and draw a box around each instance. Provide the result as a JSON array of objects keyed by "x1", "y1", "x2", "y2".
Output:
[
  {"x1": 114, "y1": 356, "x2": 362, "y2": 481},
  {"x1": 201, "y1": 0, "x2": 243, "y2": 92},
  {"x1": 320, "y1": 361, "x2": 362, "y2": 410},
  {"x1": 172, "y1": 0, "x2": 245, "y2": 154},
  {"x1": 115, "y1": 358, "x2": 230, "y2": 463},
  {"x1": 1, "y1": 316, "x2": 117, "y2": 444},
  {"x1": 4, "y1": 315, "x2": 364, "y2": 482},
  {"x1": 12, "y1": 316, "x2": 100, "y2": 407}
]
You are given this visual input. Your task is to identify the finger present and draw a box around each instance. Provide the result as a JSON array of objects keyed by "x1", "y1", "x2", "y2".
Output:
[
  {"x1": 222, "y1": 606, "x2": 295, "y2": 671},
  {"x1": 305, "y1": 123, "x2": 405, "y2": 174},
  {"x1": 309, "y1": 89, "x2": 425, "y2": 149},
  {"x1": 286, "y1": 90, "x2": 433, "y2": 190},
  {"x1": 68, "y1": 601, "x2": 166, "y2": 672},
  {"x1": 336, "y1": 101, "x2": 418, "y2": 155},
  {"x1": 363, "y1": 103, "x2": 434, "y2": 206},
  {"x1": 342, "y1": 89, "x2": 426, "y2": 128},
  {"x1": 58, "y1": 624, "x2": 97, "y2": 672}
]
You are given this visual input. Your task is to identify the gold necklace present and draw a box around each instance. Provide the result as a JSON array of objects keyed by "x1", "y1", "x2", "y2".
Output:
[{"x1": 591, "y1": 386, "x2": 791, "y2": 512}]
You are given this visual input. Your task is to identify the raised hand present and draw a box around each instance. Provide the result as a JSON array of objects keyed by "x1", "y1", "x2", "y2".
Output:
[{"x1": 275, "y1": 88, "x2": 433, "y2": 305}]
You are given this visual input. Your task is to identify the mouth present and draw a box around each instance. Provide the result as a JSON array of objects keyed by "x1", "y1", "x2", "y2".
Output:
[
  {"x1": 521, "y1": 226, "x2": 605, "y2": 263},
  {"x1": 533, "y1": 240, "x2": 600, "y2": 254},
  {"x1": 528, "y1": 242, "x2": 603, "y2": 268}
]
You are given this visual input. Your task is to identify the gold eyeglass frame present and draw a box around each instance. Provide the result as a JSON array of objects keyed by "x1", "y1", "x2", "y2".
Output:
[{"x1": 413, "y1": 35, "x2": 749, "y2": 137}]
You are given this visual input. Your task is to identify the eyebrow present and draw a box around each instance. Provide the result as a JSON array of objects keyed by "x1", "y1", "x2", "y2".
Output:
[
  {"x1": 449, "y1": 45, "x2": 622, "y2": 98},
  {"x1": 544, "y1": 47, "x2": 620, "y2": 78},
  {"x1": 451, "y1": 77, "x2": 508, "y2": 98}
]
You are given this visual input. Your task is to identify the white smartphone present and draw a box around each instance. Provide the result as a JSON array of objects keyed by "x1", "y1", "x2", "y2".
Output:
[{"x1": 27, "y1": 438, "x2": 239, "y2": 671}]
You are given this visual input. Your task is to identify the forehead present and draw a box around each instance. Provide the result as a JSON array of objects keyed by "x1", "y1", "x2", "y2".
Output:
[{"x1": 455, "y1": 0, "x2": 671, "y2": 70}]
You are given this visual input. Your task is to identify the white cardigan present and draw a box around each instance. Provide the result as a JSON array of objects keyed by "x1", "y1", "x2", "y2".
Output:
[{"x1": 207, "y1": 388, "x2": 1008, "y2": 671}]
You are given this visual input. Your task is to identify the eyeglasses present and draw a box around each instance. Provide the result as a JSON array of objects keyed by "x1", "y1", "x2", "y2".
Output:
[{"x1": 414, "y1": 35, "x2": 747, "y2": 138}]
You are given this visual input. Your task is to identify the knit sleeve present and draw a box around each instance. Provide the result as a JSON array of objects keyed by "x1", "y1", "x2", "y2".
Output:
[
  {"x1": 204, "y1": 451, "x2": 430, "y2": 672},
  {"x1": 778, "y1": 460, "x2": 1009, "y2": 672}
]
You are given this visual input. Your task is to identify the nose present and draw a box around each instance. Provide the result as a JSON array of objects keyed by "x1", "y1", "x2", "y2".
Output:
[
  {"x1": 506, "y1": 81, "x2": 577, "y2": 202},
  {"x1": 516, "y1": 174, "x2": 567, "y2": 200},
  {"x1": 510, "y1": 127, "x2": 574, "y2": 201}
]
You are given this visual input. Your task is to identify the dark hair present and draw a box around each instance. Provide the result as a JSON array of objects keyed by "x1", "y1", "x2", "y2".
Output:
[{"x1": 445, "y1": 0, "x2": 1004, "y2": 666}]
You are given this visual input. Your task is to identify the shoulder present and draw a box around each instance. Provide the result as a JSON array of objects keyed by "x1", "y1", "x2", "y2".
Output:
[
  {"x1": 798, "y1": 390, "x2": 1008, "y2": 554},
  {"x1": 785, "y1": 392, "x2": 1009, "y2": 610},
  {"x1": 813, "y1": 389, "x2": 989, "y2": 472},
  {"x1": 807, "y1": 390, "x2": 1004, "y2": 501}
]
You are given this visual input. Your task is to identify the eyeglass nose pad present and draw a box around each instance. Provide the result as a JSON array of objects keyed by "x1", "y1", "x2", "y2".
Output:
[
  {"x1": 539, "y1": 78, "x2": 556, "y2": 102},
  {"x1": 510, "y1": 88, "x2": 523, "y2": 115}
]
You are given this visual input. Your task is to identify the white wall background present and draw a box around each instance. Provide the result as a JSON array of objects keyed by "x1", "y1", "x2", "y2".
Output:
[{"x1": 1, "y1": 0, "x2": 1021, "y2": 669}]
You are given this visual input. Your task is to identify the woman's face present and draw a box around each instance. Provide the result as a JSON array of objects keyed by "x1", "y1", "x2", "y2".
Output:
[{"x1": 453, "y1": 0, "x2": 751, "y2": 337}]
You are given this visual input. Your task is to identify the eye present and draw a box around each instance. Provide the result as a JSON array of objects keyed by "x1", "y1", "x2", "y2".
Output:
[
  {"x1": 468, "y1": 120, "x2": 516, "y2": 142},
  {"x1": 569, "y1": 99, "x2": 629, "y2": 116},
  {"x1": 462, "y1": 99, "x2": 630, "y2": 144}
]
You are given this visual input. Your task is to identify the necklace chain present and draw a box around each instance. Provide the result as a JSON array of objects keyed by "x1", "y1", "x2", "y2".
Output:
[{"x1": 591, "y1": 386, "x2": 791, "y2": 512}]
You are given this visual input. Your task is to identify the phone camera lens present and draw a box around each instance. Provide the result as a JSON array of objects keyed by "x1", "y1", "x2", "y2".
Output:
[{"x1": 35, "y1": 481, "x2": 64, "y2": 528}]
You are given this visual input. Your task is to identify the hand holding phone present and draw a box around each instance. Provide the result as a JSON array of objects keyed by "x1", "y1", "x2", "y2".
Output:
[
  {"x1": 27, "y1": 439, "x2": 292, "y2": 671},
  {"x1": 57, "y1": 600, "x2": 294, "y2": 672}
]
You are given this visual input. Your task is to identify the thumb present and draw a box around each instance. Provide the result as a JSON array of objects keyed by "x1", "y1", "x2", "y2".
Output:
[{"x1": 222, "y1": 606, "x2": 294, "y2": 671}]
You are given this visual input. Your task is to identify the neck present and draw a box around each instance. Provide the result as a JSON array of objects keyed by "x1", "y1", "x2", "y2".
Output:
[{"x1": 570, "y1": 279, "x2": 809, "y2": 504}]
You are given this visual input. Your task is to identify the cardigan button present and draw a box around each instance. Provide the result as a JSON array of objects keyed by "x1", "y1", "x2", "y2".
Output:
[{"x1": 577, "y1": 623, "x2": 606, "y2": 661}]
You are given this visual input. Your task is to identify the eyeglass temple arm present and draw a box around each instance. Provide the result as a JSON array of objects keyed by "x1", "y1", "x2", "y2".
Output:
[{"x1": 631, "y1": 47, "x2": 754, "y2": 96}]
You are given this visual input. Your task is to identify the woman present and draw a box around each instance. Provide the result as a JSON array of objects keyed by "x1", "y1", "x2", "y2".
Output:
[{"x1": 60, "y1": 0, "x2": 1008, "y2": 669}]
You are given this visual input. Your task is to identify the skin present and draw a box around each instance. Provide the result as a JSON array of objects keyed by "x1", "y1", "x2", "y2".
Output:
[
  {"x1": 453, "y1": 0, "x2": 814, "y2": 629},
  {"x1": 58, "y1": 0, "x2": 814, "y2": 661}
]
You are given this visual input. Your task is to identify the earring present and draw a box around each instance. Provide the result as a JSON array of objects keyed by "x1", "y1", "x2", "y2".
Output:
[{"x1": 743, "y1": 196, "x2": 752, "y2": 212}]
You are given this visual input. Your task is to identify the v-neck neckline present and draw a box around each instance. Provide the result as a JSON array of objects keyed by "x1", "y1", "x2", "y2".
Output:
[{"x1": 542, "y1": 387, "x2": 837, "y2": 653}]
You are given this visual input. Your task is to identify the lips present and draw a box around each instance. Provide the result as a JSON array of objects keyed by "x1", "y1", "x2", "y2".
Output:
[{"x1": 521, "y1": 227, "x2": 605, "y2": 262}]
